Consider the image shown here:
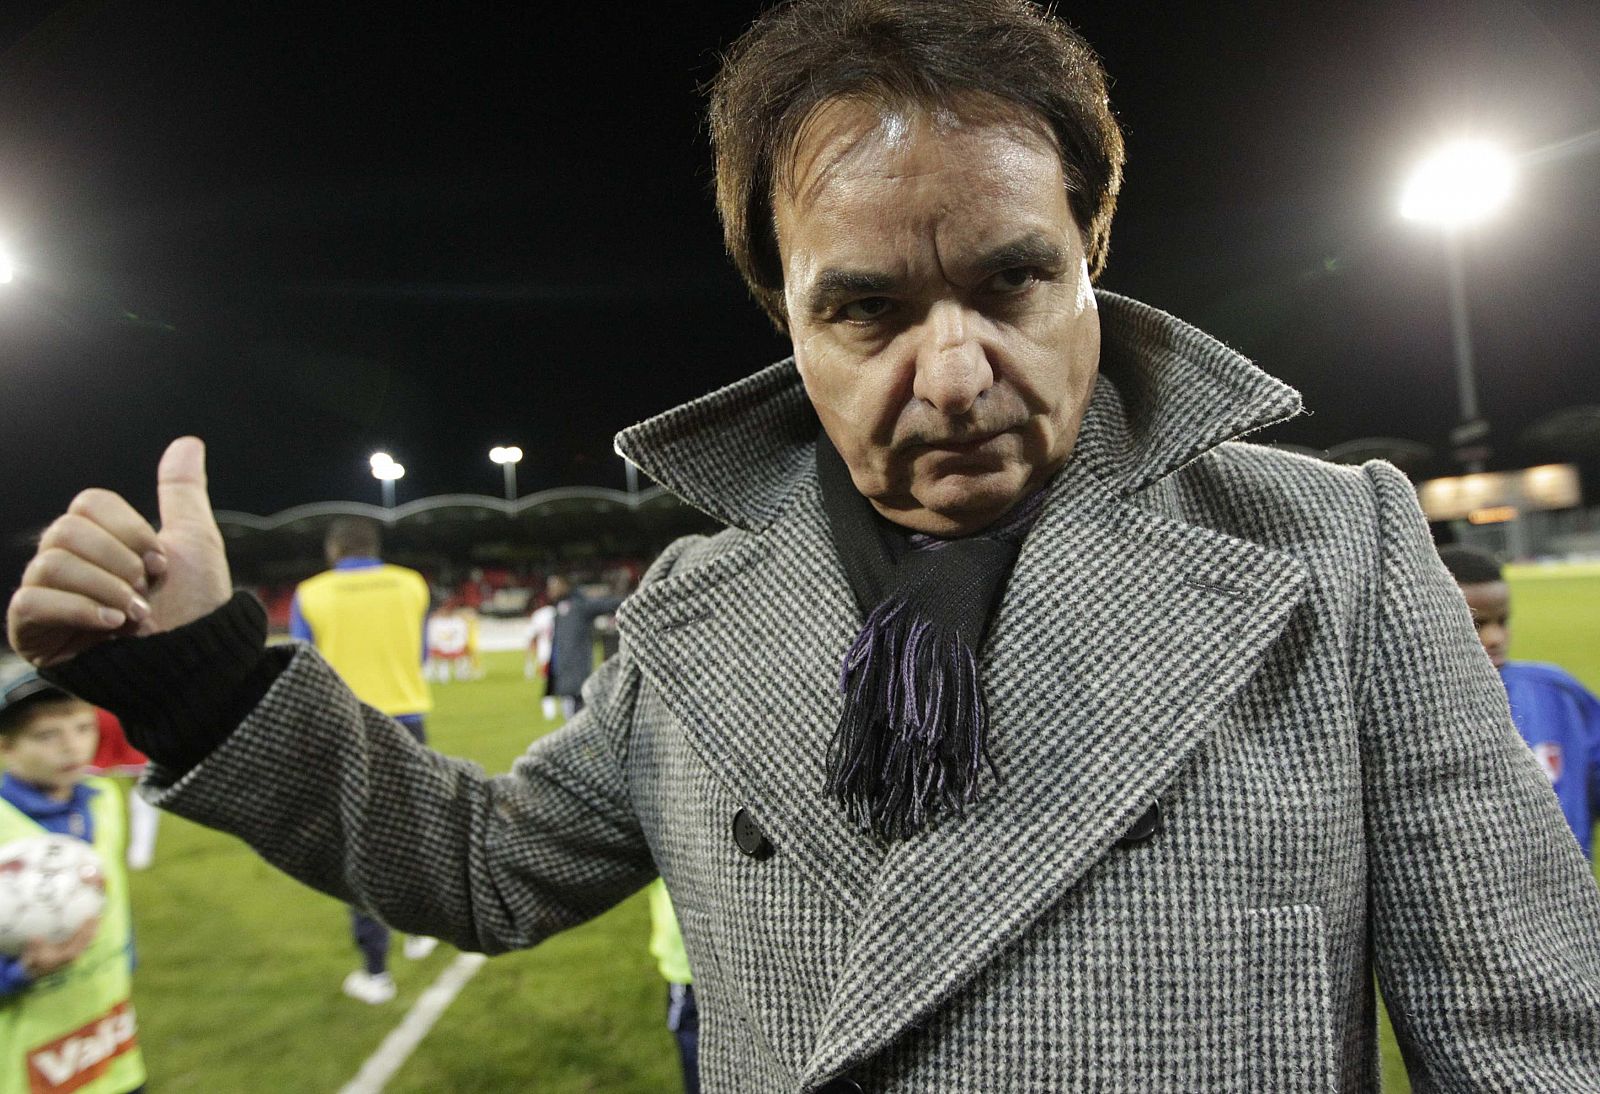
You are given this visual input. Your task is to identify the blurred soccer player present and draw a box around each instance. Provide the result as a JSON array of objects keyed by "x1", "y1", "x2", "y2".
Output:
[
  {"x1": 425, "y1": 600, "x2": 472, "y2": 683},
  {"x1": 525, "y1": 598, "x2": 556, "y2": 718},
  {"x1": 1441, "y1": 545, "x2": 1600, "y2": 860},
  {"x1": 289, "y1": 518, "x2": 438, "y2": 1002},
  {"x1": 544, "y1": 575, "x2": 623, "y2": 718},
  {"x1": 647, "y1": 879, "x2": 699, "y2": 1094}
]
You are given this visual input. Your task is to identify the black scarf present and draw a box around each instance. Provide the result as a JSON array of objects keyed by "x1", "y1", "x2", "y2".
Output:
[{"x1": 816, "y1": 433, "x2": 1043, "y2": 841}]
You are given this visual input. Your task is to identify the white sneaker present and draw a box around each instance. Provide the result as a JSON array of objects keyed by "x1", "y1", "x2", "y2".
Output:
[
  {"x1": 342, "y1": 970, "x2": 397, "y2": 1005},
  {"x1": 403, "y1": 935, "x2": 438, "y2": 960}
]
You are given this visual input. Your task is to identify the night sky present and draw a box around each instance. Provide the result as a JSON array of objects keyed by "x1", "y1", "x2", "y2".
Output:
[{"x1": 2, "y1": 1, "x2": 1598, "y2": 591}]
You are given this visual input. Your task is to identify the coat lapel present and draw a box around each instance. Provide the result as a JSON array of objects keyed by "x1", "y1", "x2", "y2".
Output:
[
  {"x1": 618, "y1": 474, "x2": 885, "y2": 916},
  {"x1": 801, "y1": 460, "x2": 1308, "y2": 1083}
]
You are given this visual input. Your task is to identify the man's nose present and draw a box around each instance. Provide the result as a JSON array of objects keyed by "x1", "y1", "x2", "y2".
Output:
[{"x1": 911, "y1": 302, "x2": 993, "y2": 415}]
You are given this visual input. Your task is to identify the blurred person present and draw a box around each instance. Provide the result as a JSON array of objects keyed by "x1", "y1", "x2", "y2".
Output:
[
  {"x1": 86, "y1": 710, "x2": 159, "y2": 871},
  {"x1": 544, "y1": 575, "x2": 624, "y2": 718},
  {"x1": 288, "y1": 518, "x2": 438, "y2": 1002},
  {"x1": 425, "y1": 601, "x2": 472, "y2": 683},
  {"x1": 646, "y1": 879, "x2": 698, "y2": 1094},
  {"x1": 10, "y1": 0, "x2": 1600, "y2": 1088},
  {"x1": 524, "y1": 598, "x2": 557, "y2": 718},
  {"x1": 0, "y1": 673, "x2": 145, "y2": 1094},
  {"x1": 1441, "y1": 545, "x2": 1600, "y2": 860},
  {"x1": 460, "y1": 606, "x2": 483, "y2": 681}
]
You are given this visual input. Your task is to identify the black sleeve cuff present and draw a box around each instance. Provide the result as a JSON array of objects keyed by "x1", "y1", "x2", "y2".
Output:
[{"x1": 41, "y1": 590, "x2": 287, "y2": 774}]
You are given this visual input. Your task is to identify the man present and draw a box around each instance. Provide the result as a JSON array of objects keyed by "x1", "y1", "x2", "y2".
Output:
[
  {"x1": 8, "y1": 1, "x2": 1600, "y2": 1089},
  {"x1": 543, "y1": 575, "x2": 624, "y2": 717},
  {"x1": 1440, "y1": 544, "x2": 1600, "y2": 860},
  {"x1": 289, "y1": 517, "x2": 438, "y2": 1002}
]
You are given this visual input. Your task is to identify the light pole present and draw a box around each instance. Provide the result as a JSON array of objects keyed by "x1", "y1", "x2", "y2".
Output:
[
  {"x1": 489, "y1": 445, "x2": 523, "y2": 501},
  {"x1": 1400, "y1": 139, "x2": 1515, "y2": 471},
  {"x1": 370, "y1": 451, "x2": 405, "y2": 509}
]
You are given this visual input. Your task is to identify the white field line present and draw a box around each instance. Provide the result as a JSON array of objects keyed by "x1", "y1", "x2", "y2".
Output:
[{"x1": 339, "y1": 952, "x2": 489, "y2": 1094}]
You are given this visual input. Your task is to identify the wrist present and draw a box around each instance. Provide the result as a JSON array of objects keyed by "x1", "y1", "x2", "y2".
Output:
[{"x1": 41, "y1": 591, "x2": 278, "y2": 771}]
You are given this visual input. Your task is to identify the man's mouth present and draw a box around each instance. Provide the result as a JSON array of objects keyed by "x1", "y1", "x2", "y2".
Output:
[{"x1": 921, "y1": 430, "x2": 1007, "y2": 455}]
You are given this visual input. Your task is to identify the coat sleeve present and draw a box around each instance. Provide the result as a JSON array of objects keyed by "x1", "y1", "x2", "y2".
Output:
[
  {"x1": 143, "y1": 645, "x2": 655, "y2": 954},
  {"x1": 1358, "y1": 460, "x2": 1600, "y2": 1086},
  {"x1": 136, "y1": 537, "x2": 721, "y2": 956}
]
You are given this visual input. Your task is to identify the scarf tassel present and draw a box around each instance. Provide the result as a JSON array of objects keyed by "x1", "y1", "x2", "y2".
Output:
[{"x1": 826, "y1": 597, "x2": 997, "y2": 840}]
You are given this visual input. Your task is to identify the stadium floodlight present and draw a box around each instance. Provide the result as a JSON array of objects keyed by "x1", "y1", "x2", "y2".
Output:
[
  {"x1": 1399, "y1": 139, "x2": 1515, "y2": 227},
  {"x1": 370, "y1": 454, "x2": 404, "y2": 507},
  {"x1": 0, "y1": 245, "x2": 13, "y2": 285},
  {"x1": 489, "y1": 445, "x2": 523, "y2": 500},
  {"x1": 1400, "y1": 139, "x2": 1516, "y2": 473}
]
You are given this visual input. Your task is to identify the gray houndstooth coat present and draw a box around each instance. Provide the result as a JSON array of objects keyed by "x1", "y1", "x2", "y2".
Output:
[{"x1": 149, "y1": 292, "x2": 1600, "y2": 1091}]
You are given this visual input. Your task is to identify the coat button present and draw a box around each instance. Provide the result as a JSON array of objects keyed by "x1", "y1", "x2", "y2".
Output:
[
  {"x1": 1116, "y1": 799, "x2": 1163, "y2": 847},
  {"x1": 732, "y1": 808, "x2": 774, "y2": 860},
  {"x1": 815, "y1": 1079, "x2": 864, "y2": 1094}
]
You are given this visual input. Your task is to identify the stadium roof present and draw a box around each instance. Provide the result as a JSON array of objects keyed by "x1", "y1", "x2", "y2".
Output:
[{"x1": 215, "y1": 485, "x2": 718, "y2": 581}]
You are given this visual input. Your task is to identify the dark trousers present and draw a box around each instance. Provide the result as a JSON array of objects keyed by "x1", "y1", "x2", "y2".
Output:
[
  {"x1": 352, "y1": 714, "x2": 426, "y2": 974},
  {"x1": 667, "y1": 982, "x2": 700, "y2": 1094}
]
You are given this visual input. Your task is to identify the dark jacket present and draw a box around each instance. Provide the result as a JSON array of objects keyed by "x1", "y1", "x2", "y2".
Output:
[{"x1": 548, "y1": 590, "x2": 623, "y2": 699}]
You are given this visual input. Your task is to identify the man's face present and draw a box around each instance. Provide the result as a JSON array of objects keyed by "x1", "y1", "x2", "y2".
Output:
[
  {"x1": 0, "y1": 701, "x2": 99, "y2": 799},
  {"x1": 1460, "y1": 580, "x2": 1511, "y2": 667},
  {"x1": 775, "y1": 97, "x2": 1100, "y2": 536}
]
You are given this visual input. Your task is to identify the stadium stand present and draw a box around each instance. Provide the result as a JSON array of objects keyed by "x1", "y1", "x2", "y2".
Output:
[{"x1": 217, "y1": 486, "x2": 711, "y2": 634}]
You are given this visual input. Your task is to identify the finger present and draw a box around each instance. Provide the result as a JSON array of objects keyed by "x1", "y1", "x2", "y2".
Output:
[
  {"x1": 157, "y1": 436, "x2": 216, "y2": 531},
  {"x1": 68, "y1": 917, "x2": 100, "y2": 949},
  {"x1": 9, "y1": 584, "x2": 129, "y2": 639},
  {"x1": 22, "y1": 549, "x2": 149, "y2": 623},
  {"x1": 64, "y1": 488, "x2": 162, "y2": 562},
  {"x1": 37, "y1": 514, "x2": 152, "y2": 594}
]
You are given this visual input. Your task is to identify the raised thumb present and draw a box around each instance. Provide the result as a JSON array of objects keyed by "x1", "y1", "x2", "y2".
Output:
[{"x1": 157, "y1": 436, "x2": 217, "y2": 530}]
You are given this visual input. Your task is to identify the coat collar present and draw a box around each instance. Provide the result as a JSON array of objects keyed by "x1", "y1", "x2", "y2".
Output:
[{"x1": 614, "y1": 290, "x2": 1303, "y2": 524}]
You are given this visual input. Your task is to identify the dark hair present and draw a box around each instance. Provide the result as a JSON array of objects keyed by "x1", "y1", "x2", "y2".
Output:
[
  {"x1": 0, "y1": 687, "x2": 81, "y2": 740},
  {"x1": 325, "y1": 517, "x2": 382, "y2": 560},
  {"x1": 709, "y1": 0, "x2": 1125, "y2": 331},
  {"x1": 1438, "y1": 544, "x2": 1504, "y2": 585}
]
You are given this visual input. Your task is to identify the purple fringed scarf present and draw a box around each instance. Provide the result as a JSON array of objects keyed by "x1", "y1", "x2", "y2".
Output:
[{"x1": 816, "y1": 433, "x2": 1046, "y2": 841}]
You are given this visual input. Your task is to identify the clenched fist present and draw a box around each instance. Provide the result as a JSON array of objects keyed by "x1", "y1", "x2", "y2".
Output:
[{"x1": 7, "y1": 438, "x2": 233, "y2": 667}]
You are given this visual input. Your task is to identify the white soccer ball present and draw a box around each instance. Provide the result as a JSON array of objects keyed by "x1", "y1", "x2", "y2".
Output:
[{"x1": 0, "y1": 834, "x2": 107, "y2": 955}]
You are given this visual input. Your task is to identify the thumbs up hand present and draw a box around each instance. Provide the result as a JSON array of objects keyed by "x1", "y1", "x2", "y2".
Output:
[{"x1": 7, "y1": 438, "x2": 233, "y2": 667}]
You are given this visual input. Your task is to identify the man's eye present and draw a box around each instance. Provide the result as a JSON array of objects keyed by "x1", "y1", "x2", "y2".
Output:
[
  {"x1": 985, "y1": 267, "x2": 1038, "y2": 294},
  {"x1": 840, "y1": 297, "x2": 893, "y2": 322}
]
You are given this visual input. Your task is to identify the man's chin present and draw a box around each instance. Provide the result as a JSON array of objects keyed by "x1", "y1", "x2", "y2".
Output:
[{"x1": 890, "y1": 471, "x2": 1032, "y2": 536}]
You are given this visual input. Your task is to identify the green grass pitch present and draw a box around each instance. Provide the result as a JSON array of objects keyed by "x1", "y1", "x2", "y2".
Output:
[{"x1": 123, "y1": 566, "x2": 1600, "y2": 1089}]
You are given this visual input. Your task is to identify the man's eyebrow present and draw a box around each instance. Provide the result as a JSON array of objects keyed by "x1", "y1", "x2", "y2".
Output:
[
  {"x1": 972, "y1": 234, "x2": 1066, "y2": 276},
  {"x1": 804, "y1": 269, "x2": 896, "y2": 315}
]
